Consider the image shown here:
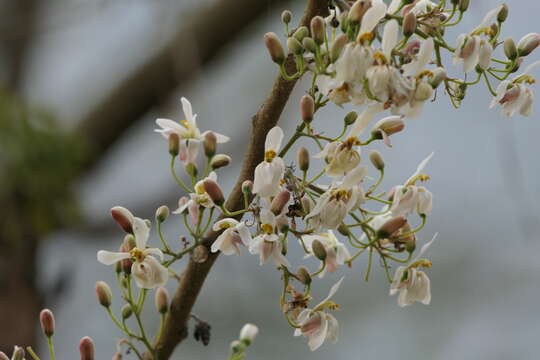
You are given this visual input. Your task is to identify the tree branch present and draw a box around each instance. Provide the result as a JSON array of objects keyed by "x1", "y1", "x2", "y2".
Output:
[{"x1": 152, "y1": 1, "x2": 329, "y2": 358}]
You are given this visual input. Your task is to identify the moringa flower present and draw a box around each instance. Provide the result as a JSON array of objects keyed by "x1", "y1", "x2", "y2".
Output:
[
  {"x1": 302, "y1": 231, "x2": 351, "y2": 277},
  {"x1": 211, "y1": 218, "x2": 252, "y2": 255},
  {"x1": 97, "y1": 207, "x2": 168, "y2": 289},
  {"x1": 249, "y1": 209, "x2": 290, "y2": 267},
  {"x1": 173, "y1": 172, "x2": 220, "y2": 223},
  {"x1": 253, "y1": 127, "x2": 285, "y2": 198}
]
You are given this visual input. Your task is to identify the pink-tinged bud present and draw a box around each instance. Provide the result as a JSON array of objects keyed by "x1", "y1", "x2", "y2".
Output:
[
  {"x1": 203, "y1": 179, "x2": 225, "y2": 206},
  {"x1": 242, "y1": 180, "x2": 253, "y2": 195},
  {"x1": 377, "y1": 216, "x2": 407, "y2": 238},
  {"x1": 330, "y1": 34, "x2": 348, "y2": 62},
  {"x1": 264, "y1": 32, "x2": 285, "y2": 64},
  {"x1": 79, "y1": 337, "x2": 95, "y2": 360},
  {"x1": 281, "y1": 10, "x2": 292, "y2": 25},
  {"x1": 296, "y1": 266, "x2": 312, "y2": 284},
  {"x1": 293, "y1": 26, "x2": 309, "y2": 41},
  {"x1": 497, "y1": 4, "x2": 508, "y2": 23},
  {"x1": 287, "y1": 37, "x2": 303, "y2": 55},
  {"x1": 297, "y1": 147, "x2": 310, "y2": 172},
  {"x1": 121, "y1": 304, "x2": 133, "y2": 319},
  {"x1": 12, "y1": 347, "x2": 24, "y2": 360},
  {"x1": 168, "y1": 133, "x2": 180, "y2": 156},
  {"x1": 312, "y1": 240, "x2": 327, "y2": 261},
  {"x1": 111, "y1": 207, "x2": 133, "y2": 234},
  {"x1": 504, "y1": 38, "x2": 517, "y2": 60},
  {"x1": 203, "y1": 132, "x2": 217, "y2": 158},
  {"x1": 0, "y1": 352, "x2": 8, "y2": 360},
  {"x1": 239, "y1": 323, "x2": 259, "y2": 345},
  {"x1": 192, "y1": 244, "x2": 209, "y2": 263},
  {"x1": 300, "y1": 95, "x2": 315, "y2": 123},
  {"x1": 348, "y1": 0, "x2": 370, "y2": 23},
  {"x1": 372, "y1": 117, "x2": 405, "y2": 137},
  {"x1": 210, "y1": 154, "x2": 231, "y2": 170},
  {"x1": 95, "y1": 281, "x2": 112, "y2": 308},
  {"x1": 40, "y1": 309, "x2": 55, "y2": 337},
  {"x1": 155, "y1": 287, "x2": 169, "y2": 314},
  {"x1": 270, "y1": 190, "x2": 290, "y2": 215},
  {"x1": 369, "y1": 150, "x2": 385, "y2": 170},
  {"x1": 403, "y1": 11, "x2": 417, "y2": 37},
  {"x1": 156, "y1": 205, "x2": 169, "y2": 223},
  {"x1": 518, "y1": 33, "x2": 540, "y2": 57},
  {"x1": 310, "y1": 16, "x2": 326, "y2": 45},
  {"x1": 460, "y1": 35, "x2": 476, "y2": 59}
]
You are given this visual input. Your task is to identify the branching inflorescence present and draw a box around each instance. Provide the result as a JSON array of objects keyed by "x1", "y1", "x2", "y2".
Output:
[{"x1": 5, "y1": 1, "x2": 539, "y2": 359}]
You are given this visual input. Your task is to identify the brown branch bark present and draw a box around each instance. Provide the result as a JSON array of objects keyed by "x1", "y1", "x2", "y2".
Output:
[{"x1": 152, "y1": 1, "x2": 329, "y2": 359}]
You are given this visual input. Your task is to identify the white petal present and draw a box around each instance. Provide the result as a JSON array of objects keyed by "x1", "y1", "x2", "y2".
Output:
[
  {"x1": 155, "y1": 118, "x2": 184, "y2": 133},
  {"x1": 388, "y1": 0, "x2": 402, "y2": 14},
  {"x1": 308, "y1": 314, "x2": 329, "y2": 351},
  {"x1": 132, "y1": 217, "x2": 150, "y2": 250},
  {"x1": 235, "y1": 222, "x2": 252, "y2": 246},
  {"x1": 212, "y1": 218, "x2": 239, "y2": 231},
  {"x1": 132, "y1": 256, "x2": 168, "y2": 289},
  {"x1": 522, "y1": 60, "x2": 540, "y2": 76},
  {"x1": 97, "y1": 250, "x2": 130, "y2": 265},
  {"x1": 410, "y1": 152, "x2": 434, "y2": 179},
  {"x1": 181, "y1": 97, "x2": 194, "y2": 124},
  {"x1": 382, "y1": 20, "x2": 399, "y2": 60},
  {"x1": 143, "y1": 247, "x2": 164, "y2": 261},
  {"x1": 414, "y1": 232, "x2": 438, "y2": 261},
  {"x1": 347, "y1": 103, "x2": 384, "y2": 138},
  {"x1": 359, "y1": 0, "x2": 387, "y2": 36},
  {"x1": 265, "y1": 126, "x2": 284, "y2": 152},
  {"x1": 325, "y1": 313, "x2": 339, "y2": 343},
  {"x1": 475, "y1": 5, "x2": 503, "y2": 31},
  {"x1": 306, "y1": 192, "x2": 331, "y2": 219},
  {"x1": 341, "y1": 165, "x2": 368, "y2": 189},
  {"x1": 403, "y1": 38, "x2": 434, "y2": 77},
  {"x1": 318, "y1": 277, "x2": 344, "y2": 307},
  {"x1": 201, "y1": 130, "x2": 230, "y2": 143}
]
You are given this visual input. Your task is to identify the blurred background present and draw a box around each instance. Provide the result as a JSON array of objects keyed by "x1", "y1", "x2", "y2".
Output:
[{"x1": 1, "y1": 0, "x2": 539, "y2": 359}]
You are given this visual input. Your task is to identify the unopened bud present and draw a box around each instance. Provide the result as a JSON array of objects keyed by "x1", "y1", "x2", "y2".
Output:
[
  {"x1": 210, "y1": 154, "x2": 231, "y2": 169},
  {"x1": 459, "y1": 0, "x2": 469, "y2": 12},
  {"x1": 192, "y1": 244, "x2": 209, "y2": 263},
  {"x1": 300, "y1": 95, "x2": 315, "y2": 123},
  {"x1": 0, "y1": 352, "x2": 9, "y2": 360},
  {"x1": 403, "y1": 11, "x2": 417, "y2": 37},
  {"x1": 344, "y1": 111, "x2": 358, "y2": 125},
  {"x1": 230, "y1": 340, "x2": 242, "y2": 353},
  {"x1": 239, "y1": 323, "x2": 259, "y2": 345},
  {"x1": 203, "y1": 179, "x2": 225, "y2": 206},
  {"x1": 377, "y1": 216, "x2": 407, "y2": 238},
  {"x1": 111, "y1": 206, "x2": 133, "y2": 234},
  {"x1": 79, "y1": 337, "x2": 95, "y2": 360},
  {"x1": 121, "y1": 304, "x2": 133, "y2": 319},
  {"x1": 293, "y1": 26, "x2": 309, "y2": 41},
  {"x1": 297, "y1": 147, "x2": 310, "y2": 172},
  {"x1": 302, "y1": 37, "x2": 317, "y2": 53},
  {"x1": 155, "y1": 287, "x2": 169, "y2": 314},
  {"x1": 372, "y1": 117, "x2": 405, "y2": 137},
  {"x1": 497, "y1": 4, "x2": 508, "y2": 23},
  {"x1": 296, "y1": 266, "x2": 312, "y2": 284},
  {"x1": 95, "y1": 281, "x2": 112, "y2": 308},
  {"x1": 312, "y1": 240, "x2": 327, "y2": 261},
  {"x1": 40, "y1": 309, "x2": 55, "y2": 337},
  {"x1": 414, "y1": 82, "x2": 434, "y2": 101},
  {"x1": 242, "y1": 180, "x2": 253, "y2": 195},
  {"x1": 429, "y1": 67, "x2": 447, "y2": 88},
  {"x1": 301, "y1": 195, "x2": 315, "y2": 214},
  {"x1": 264, "y1": 32, "x2": 285, "y2": 64},
  {"x1": 281, "y1": 10, "x2": 292, "y2": 25},
  {"x1": 330, "y1": 34, "x2": 348, "y2": 62},
  {"x1": 203, "y1": 132, "x2": 217, "y2": 158},
  {"x1": 349, "y1": 0, "x2": 370, "y2": 23},
  {"x1": 518, "y1": 33, "x2": 540, "y2": 57},
  {"x1": 337, "y1": 223, "x2": 350, "y2": 236},
  {"x1": 369, "y1": 150, "x2": 385, "y2": 170},
  {"x1": 504, "y1": 38, "x2": 517, "y2": 60},
  {"x1": 168, "y1": 133, "x2": 180, "y2": 156},
  {"x1": 185, "y1": 162, "x2": 198, "y2": 178},
  {"x1": 121, "y1": 235, "x2": 135, "y2": 274},
  {"x1": 156, "y1": 205, "x2": 169, "y2": 223},
  {"x1": 276, "y1": 214, "x2": 289, "y2": 233},
  {"x1": 310, "y1": 16, "x2": 326, "y2": 45},
  {"x1": 12, "y1": 347, "x2": 24, "y2": 360},
  {"x1": 287, "y1": 37, "x2": 303, "y2": 55},
  {"x1": 270, "y1": 190, "x2": 290, "y2": 215}
]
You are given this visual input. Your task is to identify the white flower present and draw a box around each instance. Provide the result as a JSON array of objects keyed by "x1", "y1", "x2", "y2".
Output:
[
  {"x1": 253, "y1": 127, "x2": 285, "y2": 198},
  {"x1": 453, "y1": 34, "x2": 481, "y2": 73},
  {"x1": 302, "y1": 231, "x2": 351, "y2": 277},
  {"x1": 358, "y1": 0, "x2": 387, "y2": 40},
  {"x1": 239, "y1": 323, "x2": 259, "y2": 343},
  {"x1": 97, "y1": 207, "x2": 168, "y2": 289},
  {"x1": 390, "y1": 234, "x2": 437, "y2": 307},
  {"x1": 402, "y1": 38, "x2": 434, "y2": 77},
  {"x1": 294, "y1": 277, "x2": 343, "y2": 351},
  {"x1": 249, "y1": 209, "x2": 290, "y2": 267},
  {"x1": 211, "y1": 218, "x2": 251, "y2": 255},
  {"x1": 307, "y1": 166, "x2": 367, "y2": 229},
  {"x1": 173, "y1": 172, "x2": 219, "y2": 223}
]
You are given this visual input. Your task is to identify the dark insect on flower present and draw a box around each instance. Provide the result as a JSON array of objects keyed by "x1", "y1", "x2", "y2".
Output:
[{"x1": 193, "y1": 320, "x2": 211, "y2": 346}]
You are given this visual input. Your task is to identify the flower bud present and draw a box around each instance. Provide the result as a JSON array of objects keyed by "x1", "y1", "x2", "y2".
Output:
[
  {"x1": 168, "y1": 133, "x2": 180, "y2": 156},
  {"x1": 330, "y1": 34, "x2": 348, "y2": 62},
  {"x1": 155, "y1": 287, "x2": 169, "y2": 314},
  {"x1": 429, "y1": 67, "x2": 447, "y2": 88},
  {"x1": 414, "y1": 82, "x2": 434, "y2": 102},
  {"x1": 369, "y1": 150, "x2": 385, "y2": 170},
  {"x1": 403, "y1": 11, "x2": 417, "y2": 37},
  {"x1": 121, "y1": 304, "x2": 133, "y2": 319},
  {"x1": 372, "y1": 117, "x2": 405, "y2": 137},
  {"x1": 203, "y1": 132, "x2": 217, "y2": 158},
  {"x1": 79, "y1": 337, "x2": 95, "y2": 360},
  {"x1": 264, "y1": 32, "x2": 285, "y2": 64},
  {"x1": 270, "y1": 190, "x2": 290, "y2": 215},
  {"x1": 297, "y1": 147, "x2": 310, "y2": 172},
  {"x1": 281, "y1": 10, "x2": 292, "y2": 25},
  {"x1": 518, "y1": 33, "x2": 540, "y2": 57},
  {"x1": 293, "y1": 26, "x2": 309, "y2": 41},
  {"x1": 287, "y1": 37, "x2": 303, "y2": 55},
  {"x1": 377, "y1": 216, "x2": 407, "y2": 238},
  {"x1": 230, "y1": 340, "x2": 242, "y2": 353},
  {"x1": 40, "y1": 309, "x2": 55, "y2": 337},
  {"x1": 0, "y1": 352, "x2": 9, "y2": 360},
  {"x1": 239, "y1": 323, "x2": 259, "y2": 345},
  {"x1": 504, "y1": 38, "x2": 517, "y2": 60},
  {"x1": 459, "y1": 0, "x2": 469, "y2": 12},
  {"x1": 121, "y1": 235, "x2": 135, "y2": 274},
  {"x1": 156, "y1": 205, "x2": 169, "y2": 223},
  {"x1": 95, "y1": 281, "x2": 112, "y2": 308},
  {"x1": 192, "y1": 244, "x2": 209, "y2": 263},
  {"x1": 12, "y1": 347, "x2": 24, "y2": 360},
  {"x1": 242, "y1": 180, "x2": 253, "y2": 195},
  {"x1": 348, "y1": 0, "x2": 370, "y2": 23},
  {"x1": 300, "y1": 95, "x2": 315, "y2": 123},
  {"x1": 497, "y1": 4, "x2": 508, "y2": 23},
  {"x1": 301, "y1": 195, "x2": 314, "y2": 214},
  {"x1": 185, "y1": 162, "x2": 198, "y2": 178},
  {"x1": 312, "y1": 240, "x2": 327, "y2": 261},
  {"x1": 310, "y1": 16, "x2": 326, "y2": 45},
  {"x1": 111, "y1": 206, "x2": 133, "y2": 234},
  {"x1": 344, "y1": 111, "x2": 358, "y2": 125},
  {"x1": 203, "y1": 179, "x2": 225, "y2": 206},
  {"x1": 302, "y1": 37, "x2": 317, "y2": 53},
  {"x1": 210, "y1": 154, "x2": 231, "y2": 170},
  {"x1": 296, "y1": 266, "x2": 312, "y2": 284},
  {"x1": 276, "y1": 214, "x2": 290, "y2": 233}
]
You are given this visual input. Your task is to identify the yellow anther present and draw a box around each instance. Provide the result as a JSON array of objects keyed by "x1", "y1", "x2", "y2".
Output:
[
  {"x1": 418, "y1": 70, "x2": 434, "y2": 79},
  {"x1": 130, "y1": 248, "x2": 145, "y2": 262},
  {"x1": 514, "y1": 74, "x2": 536, "y2": 85},
  {"x1": 373, "y1": 51, "x2": 388, "y2": 65},
  {"x1": 357, "y1": 32, "x2": 375, "y2": 44},
  {"x1": 314, "y1": 301, "x2": 340, "y2": 312},
  {"x1": 265, "y1": 150, "x2": 277, "y2": 162},
  {"x1": 261, "y1": 223, "x2": 274, "y2": 234},
  {"x1": 406, "y1": 174, "x2": 431, "y2": 186},
  {"x1": 331, "y1": 189, "x2": 350, "y2": 201},
  {"x1": 180, "y1": 119, "x2": 189, "y2": 128},
  {"x1": 219, "y1": 222, "x2": 232, "y2": 230}
]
